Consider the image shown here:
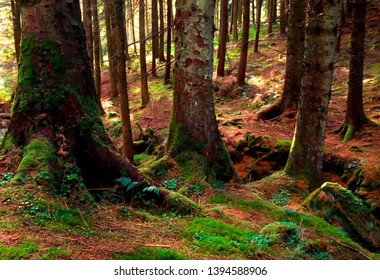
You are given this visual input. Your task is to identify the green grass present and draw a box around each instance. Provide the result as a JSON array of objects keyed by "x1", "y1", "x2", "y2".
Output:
[{"x1": 114, "y1": 248, "x2": 186, "y2": 260}]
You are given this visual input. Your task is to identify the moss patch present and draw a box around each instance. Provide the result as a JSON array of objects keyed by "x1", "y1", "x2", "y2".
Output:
[{"x1": 114, "y1": 248, "x2": 186, "y2": 260}]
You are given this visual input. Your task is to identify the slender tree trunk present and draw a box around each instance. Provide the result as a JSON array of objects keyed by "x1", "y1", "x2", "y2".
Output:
[
  {"x1": 252, "y1": 0, "x2": 256, "y2": 28},
  {"x1": 127, "y1": 0, "x2": 137, "y2": 54},
  {"x1": 114, "y1": 0, "x2": 134, "y2": 162},
  {"x1": 254, "y1": 0, "x2": 263, "y2": 52},
  {"x1": 83, "y1": 0, "x2": 94, "y2": 73},
  {"x1": 8, "y1": 0, "x2": 139, "y2": 192},
  {"x1": 237, "y1": 0, "x2": 250, "y2": 85},
  {"x1": 232, "y1": 0, "x2": 239, "y2": 41},
  {"x1": 105, "y1": 2, "x2": 118, "y2": 98},
  {"x1": 257, "y1": 0, "x2": 305, "y2": 119},
  {"x1": 92, "y1": 0, "x2": 104, "y2": 114},
  {"x1": 158, "y1": 0, "x2": 166, "y2": 62},
  {"x1": 336, "y1": 0, "x2": 369, "y2": 142},
  {"x1": 164, "y1": 0, "x2": 172, "y2": 83},
  {"x1": 279, "y1": 0, "x2": 286, "y2": 35},
  {"x1": 285, "y1": 0, "x2": 341, "y2": 190},
  {"x1": 152, "y1": 0, "x2": 159, "y2": 76},
  {"x1": 336, "y1": 0, "x2": 344, "y2": 52},
  {"x1": 345, "y1": 0, "x2": 353, "y2": 18},
  {"x1": 272, "y1": 0, "x2": 277, "y2": 24},
  {"x1": 238, "y1": 0, "x2": 243, "y2": 28},
  {"x1": 140, "y1": 0, "x2": 150, "y2": 106},
  {"x1": 217, "y1": 0, "x2": 229, "y2": 77},
  {"x1": 267, "y1": 0, "x2": 273, "y2": 34},
  {"x1": 168, "y1": 0, "x2": 237, "y2": 181},
  {"x1": 11, "y1": 0, "x2": 21, "y2": 63}
]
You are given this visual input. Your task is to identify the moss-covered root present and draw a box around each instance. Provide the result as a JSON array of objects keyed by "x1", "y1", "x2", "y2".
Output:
[
  {"x1": 11, "y1": 136, "x2": 58, "y2": 185},
  {"x1": 303, "y1": 182, "x2": 380, "y2": 251},
  {"x1": 160, "y1": 187, "x2": 204, "y2": 216}
]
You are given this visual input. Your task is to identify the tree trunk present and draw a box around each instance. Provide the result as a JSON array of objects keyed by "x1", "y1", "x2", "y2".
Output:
[
  {"x1": 267, "y1": 0, "x2": 273, "y2": 34},
  {"x1": 238, "y1": 0, "x2": 243, "y2": 28},
  {"x1": 254, "y1": 0, "x2": 263, "y2": 53},
  {"x1": 232, "y1": 0, "x2": 239, "y2": 41},
  {"x1": 11, "y1": 0, "x2": 21, "y2": 63},
  {"x1": 257, "y1": 0, "x2": 305, "y2": 120},
  {"x1": 252, "y1": 0, "x2": 256, "y2": 28},
  {"x1": 345, "y1": 0, "x2": 353, "y2": 18},
  {"x1": 158, "y1": 0, "x2": 166, "y2": 62},
  {"x1": 127, "y1": 0, "x2": 138, "y2": 54},
  {"x1": 92, "y1": 0, "x2": 104, "y2": 114},
  {"x1": 105, "y1": 1, "x2": 118, "y2": 98},
  {"x1": 285, "y1": 0, "x2": 341, "y2": 190},
  {"x1": 237, "y1": 0, "x2": 250, "y2": 85},
  {"x1": 83, "y1": 0, "x2": 94, "y2": 73},
  {"x1": 140, "y1": 0, "x2": 150, "y2": 106},
  {"x1": 8, "y1": 0, "x2": 139, "y2": 193},
  {"x1": 336, "y1": 0, "x2": 369, "y2": 142},
  {"x1": 168, "y1": 0, "x2": 236, "y2": 181},
  {"x1": 151, "y1": 0, "x2": 159, "y2": 77},
  {"x1": 279, "y1": 0, "x2": 286, "y2": 35},
  {"x1": 217, "y1": 0, "x2": 229, "y2": 77},
  {"x1": 164, "y1": 0, "x2": 172, "y2": 83}
]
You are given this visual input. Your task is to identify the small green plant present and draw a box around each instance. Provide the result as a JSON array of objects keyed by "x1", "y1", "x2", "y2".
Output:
[
  {"x1": 271, "y1": 189, "x2": 291, "y2": 206},
  {"x1": 163, "y1": 178, "x2": 180, "y2": 191},
  {"x1": 116, "y1": 176, "x2": 139, "y2": 192},
  {"x1": 184, "y1": 185, "x2": 202, "y2": 197},
  {"x1": 33, "y1": 171, "x2": 52, "y2": 186},
  {"x1": 0, "y1": 172, "x2": 14, "y2": 187},
  {"x1": 212, "y1": 179, "x2": 226, "y2": 190}
]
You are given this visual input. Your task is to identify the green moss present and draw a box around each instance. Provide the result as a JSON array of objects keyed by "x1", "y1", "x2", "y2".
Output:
[
  {"x1": 168, "y1": 123, "x2": 192, "y2": 152},
  {"x1": 16, "y1": 138, "x2": 56, "y2": 173},
  {"x1": 38, "y1": 40, "x2": 65, "y2": 79},
  {"x1": 207, "y1": 194, "x2": 235, "y2": 204},
  {"x1": 176, "y1": 151, "x2": 208, "y2": 180},
  {"x1": 40, "y1": 247, "x2": 69, "y2": 260},
  {"x1": 165, "y1": 191, "x2": 204, "y2": 216},
  {"x1": 114, "y1": 248, "x2": 186, "y2": 260},
  {"x1": 0, "y1": 133, "x2": 14, "y2": 154},
  {"x1": 275, "y1": 140, "x2": 292, "y2": 153},
  {"x1": 0, "y1": 240, "x2": 37, "y2": 260}
]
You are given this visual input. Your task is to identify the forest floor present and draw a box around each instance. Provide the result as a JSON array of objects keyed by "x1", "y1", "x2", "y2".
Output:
[{"x1": 1, "y1": 4, "x2": 380, "y2": 260}]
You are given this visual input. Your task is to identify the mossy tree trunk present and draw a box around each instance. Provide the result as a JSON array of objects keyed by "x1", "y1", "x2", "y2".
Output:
[
  {"x1": 285, "y1": 0, "x2": 341, "y2": 190},
  {"x1": 237, "y1": 0, "x2": 250, "y2": 85},
  {"x1": 7, "y1": 0, "x2": 140, "y2": 191},
  {"x1": 167, "y1": 0, "x2": 236, "y2": 181},
  {"x1": 336, "y1": 0, "x2": 370, "y2": 142},
  {"x1": 257, "y1": 0, "x2": 305, "y2": 120}
]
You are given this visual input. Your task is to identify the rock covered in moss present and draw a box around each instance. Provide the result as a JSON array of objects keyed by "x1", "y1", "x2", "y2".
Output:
[{"x1": 303, "y1": 182, "x2": 380, "y2": 250}]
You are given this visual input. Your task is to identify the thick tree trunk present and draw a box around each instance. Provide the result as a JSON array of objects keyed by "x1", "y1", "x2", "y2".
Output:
[
  {"x1": 11, "y1": 0, "x2": 21, "y2": 63},
  {"x1": 254, "y1": 0, "x2": 263, "y2": 52},
  {"x1": 164, "y1": 0, "x2": 172, "y2": 83},
  {"x1": 237, "y1": 0, "x2": 250, "y2": 85},
  {"x1": 336, "y1": 0, "x2": 369, "y2": 142},
  {"x1": 168, "y1": 0, "x2": 236, "y2": 181},
  {"x1": 257, "y1": 0, "x2": 305, "y2": 119},
  {"x1": 8, "y1": 0, "x2": 139, "y2": 192},
  {"x1": 217, "y1": 0, "x2": 229, "y2": 77},
  {"x1": 139, "y1": 0, "x2": 150, "y2": 106},
  {"x1": 285, "y1": 0, "x2": 341, "y2": 190}
]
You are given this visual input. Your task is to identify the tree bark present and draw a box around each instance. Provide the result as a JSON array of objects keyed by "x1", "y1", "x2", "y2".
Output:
[
  {"x1": 105, "y1": 1, "x2": 118, "y2": 98},
  {"x1": 285, "y1": 0, "x2": 341, "y2": 190},
  {"x1": 254, "y1": 0, "x2": 263, "y2": 52},
  {"x1": 217, "y1": 0, "x2": 229, "y2": 77},
  {"x1": 8, "y1": 0, "x2": 139, "y2": 193},
  {"x1": 168, "y1": 0, "x2": 236, "y2": 181},
  {"x1": 151, "y1": 0, "x2": 159, "y2": 76},
  {"x1": 140, "y1": 0, "x2": 150, "y2": 106},
  {"x1": 158, "y1": 0, "x2": 166, "y2": 62},
  {"x1": 83, "y1": 0, "x2": 94, "y2": 73},
  {"x1": 164, "y1": 0, "x2": 172, "y2": 83},
  {"x1": 11, "y1": 0, "x2": 21, "y2": 63},
  {"x1": 336, "y1": 0, "x2": 369, "y2": 142},
  {"x1": 267, "y1": 0, "x2": 273, "y2": 34},
  {"x1": 257, "y1": 0, "x2": 305, "y2": 119},
  {"x1": 232, "y1": 0, "x2": 239, "y2": 41},
  {"x1": 279, "y1": 0, "x2": 286, "y2": 35},
  {"x1": 237, "y1": 0, "x2": 250, "y2": 85},
  {"x1": 92, "y1": 0, "x2": 104, "y2": 114},
  {"x1": 252, "y1": 0, "x2": 256, "y2": 28}
]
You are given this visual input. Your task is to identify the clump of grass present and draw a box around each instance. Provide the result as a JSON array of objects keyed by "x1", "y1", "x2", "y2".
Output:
[
  {"x1": 114, "y1": 248, "x2": 186, "y2": 260},
  {"x1": 0, "y1": 240, "x2": 37, "y2": 260}
]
